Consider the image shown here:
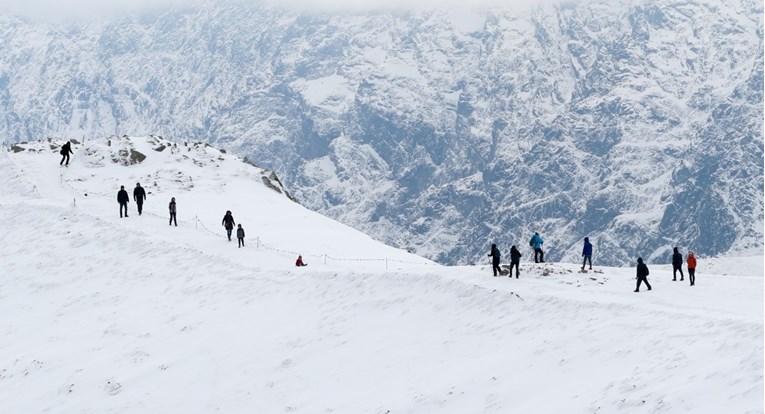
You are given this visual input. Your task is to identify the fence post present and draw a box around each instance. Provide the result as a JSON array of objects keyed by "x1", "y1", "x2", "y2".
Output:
[
  {"x1": 385, "y1": 258, "x2": 388, "y2": 270},
  {"x1": 195, "y1": 215, "x2": 198, "y2": 229},
  {"x1": 324, "y1": 254, "x2": 327, "y2": 264},
  {"x1": 256, "y1": 237, "x2": 260, "y2": 249}
]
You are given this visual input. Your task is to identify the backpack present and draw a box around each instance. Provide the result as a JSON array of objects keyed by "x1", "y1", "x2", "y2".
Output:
[{"x1": 529, "y1": 237, "x2": 534, "y2": 247}]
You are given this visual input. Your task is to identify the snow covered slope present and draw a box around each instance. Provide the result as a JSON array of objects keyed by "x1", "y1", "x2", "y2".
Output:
[
  {"x1": 0, "y1": 0, "x2": 762, "y2": 266},
  {"x1": 0, "y1": 139, "x2": 762, "y2": 412},
  {"x1": 3, "y1": 136, "x2": 433, "y2": 268}
]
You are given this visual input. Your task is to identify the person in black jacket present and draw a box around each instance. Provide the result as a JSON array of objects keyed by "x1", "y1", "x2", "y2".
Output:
[
  {"x1": 133, "y1": 183, "x2": 146, "y2": 216},
  {"x1": 488, "y1": 244, "x2": 501, "y2": 277},
  {"x1": 672, "y1": 247, "x2": 684, "y2": 281},
  {"x1": 117, "y1": 185, "x2": 129, "y2": 218},
  {"x1": 236, "y1": 224, "x2": 245, "y2": 248},
  {"x1": 59, "y1": 141, "x2": 73, "y2": 166},
  {"x1": 221, "y1": 210, "x2": 235, "y2": 241},
  {"x1": 509, "y1": 245, "x2": 522, "y2": 279},
  {"x1": 168, "y1": 197, "x2": 177, "y2": 226},
  {"x1": 634, "y1": 257, "x2": 652, "y2": 292}
]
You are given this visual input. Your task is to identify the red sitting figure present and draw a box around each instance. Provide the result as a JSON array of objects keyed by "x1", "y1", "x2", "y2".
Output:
[{"x1": 295, "y1": 255, "x2": 308, "y2": 267}]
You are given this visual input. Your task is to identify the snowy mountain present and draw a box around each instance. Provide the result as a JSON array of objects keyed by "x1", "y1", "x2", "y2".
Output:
[
  {"x1": 0, "y1": 0, "x2": 762, "y2": 265},
  {"x1": 1, "y1": 139, "x2": 762, "y2": 412}
]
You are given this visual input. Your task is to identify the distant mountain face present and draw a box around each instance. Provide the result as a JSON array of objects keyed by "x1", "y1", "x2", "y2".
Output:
[{"x1": 0, "y1": 0, "x2": 762, "y2": 265}]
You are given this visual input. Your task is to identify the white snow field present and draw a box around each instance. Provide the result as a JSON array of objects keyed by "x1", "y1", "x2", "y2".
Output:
[{"x1": 1, "y1": 137, "x2": 762, "y2": 413}]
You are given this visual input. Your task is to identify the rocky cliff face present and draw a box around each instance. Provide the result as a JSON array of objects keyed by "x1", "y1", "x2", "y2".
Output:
[{"x1": 0, "y1": 0, "x2": 761, "y2": 264}]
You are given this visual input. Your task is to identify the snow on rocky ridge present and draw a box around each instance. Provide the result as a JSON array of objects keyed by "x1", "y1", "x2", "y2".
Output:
[
  {"x1": 0, "y1": 0, "x2": 762, "y2": 267},
  {"x1": 0, "y1": 137, "x2": 762, "y2": 412}
]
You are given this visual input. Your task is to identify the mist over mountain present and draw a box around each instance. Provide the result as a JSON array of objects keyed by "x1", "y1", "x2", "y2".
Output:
[{"x1": 0, "y1": 0, "x2": 762, "y2": 265}]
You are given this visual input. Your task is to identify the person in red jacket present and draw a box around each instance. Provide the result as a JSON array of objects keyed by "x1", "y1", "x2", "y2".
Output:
[
  {"x1": 295, "y1": 255, "x2": 308, "y2": 267},
  {"x1": 687, "y1": 251, "x2": 697, "y2": 286}
]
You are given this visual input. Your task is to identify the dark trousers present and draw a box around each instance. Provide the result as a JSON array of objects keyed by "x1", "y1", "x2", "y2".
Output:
[
  {"x1": 673, "y1": 266, "x2": 684, "y2": 281},
  {"x1": 119, "y1": 202, "x2": 128, "y2": 217},
  {"x1": 238, "y1": 237, "x2": 244, "y2": 247},
  {"x1": 136, "y1": 201, "x2": 143, "y2": 215},
  {"x1": 60, "y1": 154, "x2": 69, "y2": 165},
  {"x1": 582, "y1": 255, "x2": 592, "y2": 268},
  {"x1": 492, "y1": 259, "x2": 501, "y2": 276},
  {"x1": 226, "y1": 228, "x2": 233, "y2": 241},
  {"x1": 169, "y1": 213, "x2": 177, "y2": 226},
  {"x1": 534, "y1": 248, "x2": 544, "y2": 263},
  {"x1": 635, "y1": 276, "x2": 652, "y2": 291},
  {"x1": 689, "y1": 268, "x2": 695, "y2": 285},
  {"x1": 509, "y1": 261, "x2": 519, "y2": 278}
]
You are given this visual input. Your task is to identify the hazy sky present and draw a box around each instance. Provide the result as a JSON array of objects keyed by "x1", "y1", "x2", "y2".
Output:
[{"x1": 0, "y1": 0, "x2": 560, "y2": 20}]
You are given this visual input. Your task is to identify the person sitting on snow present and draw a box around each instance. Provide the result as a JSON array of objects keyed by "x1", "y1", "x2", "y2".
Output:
[{"x1": 295, "y1": 255, "x2": 307, "y2": 267}]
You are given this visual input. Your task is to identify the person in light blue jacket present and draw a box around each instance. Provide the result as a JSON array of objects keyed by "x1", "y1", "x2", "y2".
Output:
[{"x1": 529, "y1": 232, "x2": 545, "y2": 263}]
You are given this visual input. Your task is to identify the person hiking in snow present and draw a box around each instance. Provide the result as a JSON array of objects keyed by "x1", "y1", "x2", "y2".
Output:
[
  {"x1": 168, "y1": 197, "x2": 177, "y2": 226},
  {"x1": 672, "y1": 246, "x2": 684, "y2": 281},
  {"x1": 59, "y1": 141, "x2": 73, "y2": 166},
  {"x1": 509, "y1": 245, "x2": 522, "y2": 279},
  {"x1": 634, "y1": 257, "x2": 652, "y2": 292},
  {"x1": 581, "y1": 237, "x2": 593, "y2": 270},
  {"x1": 221, "y1": 210, "x2": 235, "y2": 241},
  {"x1": 133, "y1": 183, "x2": 146, "y2": 216},
  {"x1": 117, "y1": 185, "x2": 129, "y2": 218},
  {"x1": 236, "y1": 224, "x2": 245, "y2": 247},
  {"x1": 488, "y1": 244, "x2": 502, "y2": 277},
  {"x1": 529, "y1": 232, "x2": 544, "y2": 263},
  {"x1": 296, "y1": 255, "x2": 308, "y2": 267},
  {"x1": 687, "y1": 251, "x2": 697, "y2": 286}
]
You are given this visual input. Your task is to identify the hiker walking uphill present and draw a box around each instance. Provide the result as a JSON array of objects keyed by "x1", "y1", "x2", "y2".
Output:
[
  {"x1": 117, "y1": 186, "x2": 129, "y2": 218},
  {"x1": 672, "y1": 247, "x2": 684, "y2": 281},
  {"x1": 509, "y1": 245, "x2": 522, "y2": 279},
  {"x1": 221, "y1": 211, "x2": 235, "y2": 241},
  {"x1": 168, "y1": 197, "x2": 177, "y2": 226},
  {"x1": 529, "y1": 232, "x2": 545, "y2": 263},
  {"x1": 687, "y1": 251, "x2": 697, "y2": 286},
  {"x1": 634, "y1": 257, "x2": 652, "y2": 292},
  {"x1": 133, "y1": 183, "x2": 146, "y2": 216},
  {"x1": 59, "y1": 141, "x2": 73, "y2": 166},
  {"x1": 488, "y1": 244, "x2": 502, "y2": 277},
  {"x1": 237, "y1": 224, "x2": 245, "y2": 248},
  {"x1": 581, "y1": 237, "x2": 593, "y2": 270}
]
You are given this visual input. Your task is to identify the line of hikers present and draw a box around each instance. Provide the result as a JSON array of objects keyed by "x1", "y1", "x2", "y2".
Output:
[
  {"x1": 629, "y1": 246, "x2": 698, "y2": 292},
  {"x1": 487, "y1": 232, "x2": 552, "y2": 278},
  {"x1": 488, "y1": 236, "x2": 699, "y2": 291},
  {"x1": 116, "y1": 187, "x2": 309, "y2": 266},
  {"x1": 116, "y1": 183, "x2": 147, "y2": 218},
  {"x1": 221, "y1": 210, "x2": 307, "y2": 266},
  {"x1": 117, "y1": 183, "x2": 180, "y2": 229}
]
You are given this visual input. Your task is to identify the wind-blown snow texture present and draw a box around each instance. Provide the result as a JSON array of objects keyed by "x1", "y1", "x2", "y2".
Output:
[{"x1": 0, "y1": 0, "x2": 762, "y2": 265}]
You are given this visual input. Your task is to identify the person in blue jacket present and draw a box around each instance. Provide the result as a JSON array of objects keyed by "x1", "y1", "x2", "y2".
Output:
[
  {"x1": 529, "y1": 232, "x2": 544, "y2": 263},
  {"x1": 581, "y1": 237, "x2": 593, "y2": 270}
]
